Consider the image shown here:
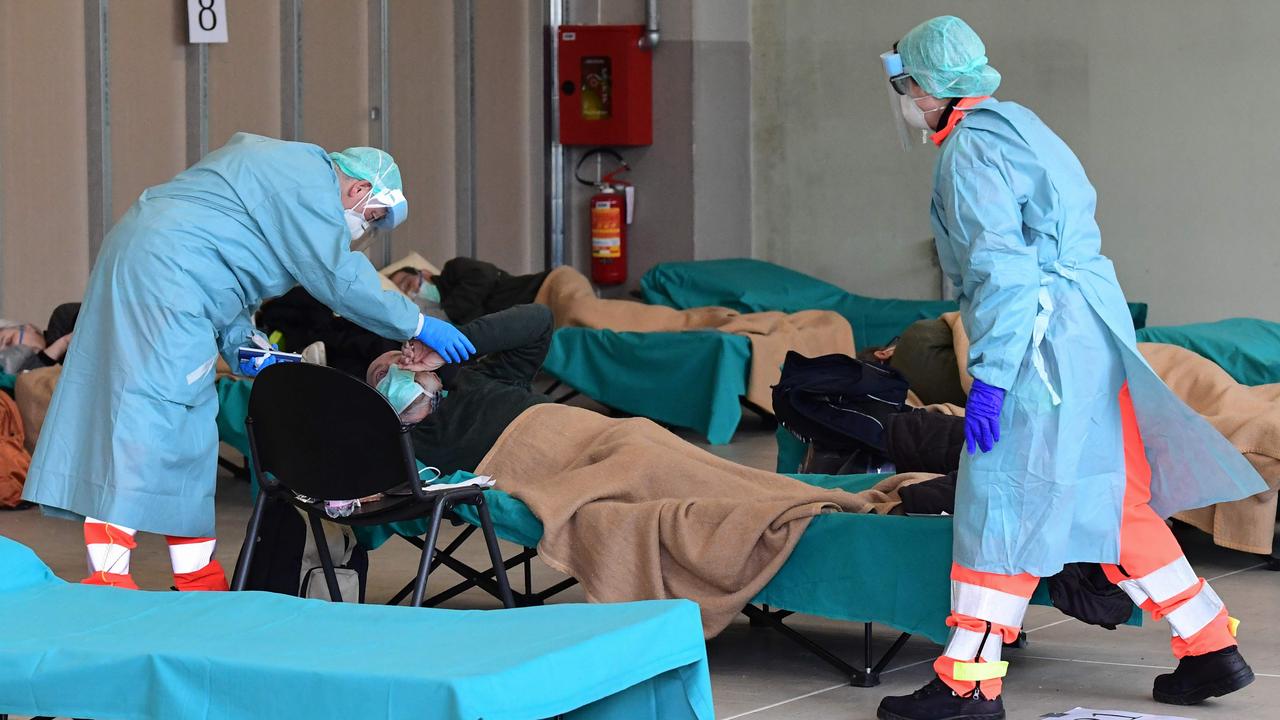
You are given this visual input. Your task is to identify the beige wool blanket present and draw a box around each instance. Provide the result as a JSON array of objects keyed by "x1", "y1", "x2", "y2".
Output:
[
  {"x1": 475, "y1": 403, "x2": 937, "y2": 637},
  {"x1": 535, "y1": 266, "x2": 855, "y2": 412},
  {"x1": 942, "y1": 312, "x2": 1280, "y2": 553}
]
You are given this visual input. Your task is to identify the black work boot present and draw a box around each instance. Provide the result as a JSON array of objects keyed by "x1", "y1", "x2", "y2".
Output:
[
  {"x1": 1153, "y1": 645, "x2": 1254, "y2": 705},
  {"x1": 877, "y1": 678, "x2": 1005, "y2": 720}
]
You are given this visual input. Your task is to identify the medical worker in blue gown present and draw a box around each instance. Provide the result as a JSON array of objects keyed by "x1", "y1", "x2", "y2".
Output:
[
  {"x1": 23, "y1": 133, "x2": 475, "y2": 592},
  {"x1": 873, "y1": 17, "x2": 1265, "y2": 720}
]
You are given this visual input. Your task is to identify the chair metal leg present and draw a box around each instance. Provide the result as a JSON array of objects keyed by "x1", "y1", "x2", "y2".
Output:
[
  {"x1": 410, "y1": 501, "x2": 449, "y2": 608},
  {"x1": 475, "y1": 494, "x2": 516, "y2": 608},
  {"x1": 231, "y1": 490, "x2": 271, "y2": 591},
  {"x1": 307, "y1": 513, "x2": 343, "y2": 602}
]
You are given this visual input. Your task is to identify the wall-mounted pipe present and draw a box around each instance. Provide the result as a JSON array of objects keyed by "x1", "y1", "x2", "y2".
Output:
[{"x1": 639, "y1": 0, "x2": 659, "y2": 49}]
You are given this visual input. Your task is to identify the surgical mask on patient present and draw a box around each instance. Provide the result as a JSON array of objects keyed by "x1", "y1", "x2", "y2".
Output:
[
  {"x1": 417, "y1": 280, "x2": 441, "y2": 304},
  {"x1": 376, "y1": 364, "x2": 426, "y2": 414}
]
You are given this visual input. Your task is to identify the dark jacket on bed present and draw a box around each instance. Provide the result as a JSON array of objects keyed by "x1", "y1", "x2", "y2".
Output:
[
  {"x1": 434, "y1": 257, "x2": 549, "y2": 326},
  {"x1": 410, "y1": 304, "x2": 553, "y2": 474}
]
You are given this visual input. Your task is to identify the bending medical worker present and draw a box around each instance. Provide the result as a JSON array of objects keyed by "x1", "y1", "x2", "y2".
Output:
[
  {"x1": 873, "y1": 17, "x2": 1264, "y2": 720},
  {"x1": 23, "y1": 133, "x2": 474, "y2": 592}
]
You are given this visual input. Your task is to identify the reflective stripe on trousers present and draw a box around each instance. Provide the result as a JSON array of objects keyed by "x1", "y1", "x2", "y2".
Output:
[{"x1": 935, "y1": 385, "x2": 1237, "y2": 698}]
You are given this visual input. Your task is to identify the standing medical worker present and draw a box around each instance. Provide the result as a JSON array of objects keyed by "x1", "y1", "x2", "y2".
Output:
[
  {"x1": 873, "y1": 18, "x2": 1264, "y2": 720},
  {"x1": 23, "y1": 133, "x2": 475, "y2": 592}
]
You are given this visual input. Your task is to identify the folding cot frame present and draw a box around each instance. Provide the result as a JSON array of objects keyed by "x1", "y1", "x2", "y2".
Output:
[{"x1": 378, "y1": 518, "x2": 994, "y2": 690}]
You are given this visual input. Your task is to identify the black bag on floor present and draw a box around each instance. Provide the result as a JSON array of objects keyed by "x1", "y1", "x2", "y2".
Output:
[
  {"x1": 1046, "y1": 562, "x2": 1136, "y2": 630},
  {"x1": 773, "y1": 351, "x2": 911, "y2": 460},
  {"x1": 233, "y1": 495, "x2": 369, "y2": 602}
]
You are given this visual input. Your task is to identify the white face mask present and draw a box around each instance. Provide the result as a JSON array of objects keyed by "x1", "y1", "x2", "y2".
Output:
[
  {"x1": 344, "y1": 209, "x2": 370, "y2": 242},
  {"x1": 899, "y1": 94, "x2": 940, "y2": 131}
]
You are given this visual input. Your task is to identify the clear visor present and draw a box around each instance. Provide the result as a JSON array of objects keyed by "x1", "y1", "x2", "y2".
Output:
[
  {"x1": 880, "y1": 52, "x2": 928, "y2": 152},
  {"x1": 366, "y1": 187, "x2": 408, "y2": 230}
]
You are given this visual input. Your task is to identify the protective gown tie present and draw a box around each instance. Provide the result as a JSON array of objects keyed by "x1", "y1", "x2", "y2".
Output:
[{"x1": 1032, "y1": 260, "x2": 1078, "y2": 406}]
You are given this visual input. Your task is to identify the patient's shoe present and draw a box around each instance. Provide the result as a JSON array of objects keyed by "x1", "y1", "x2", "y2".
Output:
[
  {"x1": 1153, "y1": 645, "x2": 1254, "y2": 705},
  {"x1": 877, "y1": 678, "x2": 1004, "y2": 720}
]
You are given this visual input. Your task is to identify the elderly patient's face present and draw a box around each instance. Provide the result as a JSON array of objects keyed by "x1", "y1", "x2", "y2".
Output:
[{"x1": 367, "y1": 350, "x2": 443, "y2": 424}]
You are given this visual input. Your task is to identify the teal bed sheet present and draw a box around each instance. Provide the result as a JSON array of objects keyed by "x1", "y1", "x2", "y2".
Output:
[
  {"x1": 1138, "y1": 318, "x2": 1280, "y2": 386},
  {"x1": 642, "y1": 258, "x2": 1149, "y2": 345},
  {"x1": 0, "y1": 536, "x2": 714, "y2": 720},
  {"x1": 542, "y1": 327, "x2": 752, "y2": 445}
]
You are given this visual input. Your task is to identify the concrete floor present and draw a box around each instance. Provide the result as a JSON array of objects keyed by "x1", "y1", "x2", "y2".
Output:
[{"x1": 3, "y1": 409, "x2": 1277, "y2": 719}]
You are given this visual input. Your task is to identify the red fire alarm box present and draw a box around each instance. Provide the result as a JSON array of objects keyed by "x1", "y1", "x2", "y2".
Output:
[{"x1": 558, "y1": 25, "x2": 653, "y2": 146}]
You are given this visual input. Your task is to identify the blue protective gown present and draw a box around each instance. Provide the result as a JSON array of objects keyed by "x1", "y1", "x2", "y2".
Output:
[
  {"x1": 23, "y1": 133, "x2": 421, "y2": 537},
  {"x1": 932, "y1": 99, "x2": 1267, "y2": 576}
]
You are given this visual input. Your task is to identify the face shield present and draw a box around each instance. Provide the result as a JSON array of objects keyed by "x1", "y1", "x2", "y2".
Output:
[{"x1": 880, "y1": 51, "x2": 928, "y2": 151}]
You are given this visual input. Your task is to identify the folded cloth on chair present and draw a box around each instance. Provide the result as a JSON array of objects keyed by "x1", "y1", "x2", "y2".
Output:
[
  {"x1": 474, "y1": 403, "x2": 934, "y2": 637},
  {"x1": 0, "y1": 536, "x2": 715, "y2": 720},
  {"x1": 535, "y1": 266, "x2": 854, "y2": 412}
]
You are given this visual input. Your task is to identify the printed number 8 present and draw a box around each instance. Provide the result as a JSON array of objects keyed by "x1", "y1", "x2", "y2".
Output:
[{"x1": 198, "y1": 0, "x2": 217, "y2": 31}]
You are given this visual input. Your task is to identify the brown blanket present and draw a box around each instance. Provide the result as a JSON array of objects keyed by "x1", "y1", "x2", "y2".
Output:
[
  {"x1": 942, "y1": 313, "x2": 1280, "y2": 554},
  {"x1": 475, "y1": 403, "x2": 934, "y2": 636},
  {"x1": 535, "y1": 266, "x2": 855, "y2": 412},
  {"x1": 0, "y1": 391, "x2": 30, "y2": 508},
  {"x1": 15, "y1": 366, "x2": 59, "y2": 454},
  {"x1": 1141, "y1": 344, "x2": 1280, "y2": 554}
]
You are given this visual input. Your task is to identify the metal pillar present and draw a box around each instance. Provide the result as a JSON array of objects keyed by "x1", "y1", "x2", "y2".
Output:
[
  {"x1": 544, "y1": 0, "x2": 566, "y2": 269},
  {"x1": 369, "y1": 0, "x2": 392, "y2": 267},
  {"x1": 84, "y1": 0, "x2": 111, "y2": 263},
  {"x1": 454, "y1": 0, "x2": 476, "y2": 259},
  {"x1": 185, "y1": 43, "x2": 209, "y2": 165},
  {"x1": 280, "y1": 0, "x2": 303, "y2": 141}
]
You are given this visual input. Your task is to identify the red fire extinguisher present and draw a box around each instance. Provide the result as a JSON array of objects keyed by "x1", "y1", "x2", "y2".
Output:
[{"x1": 576, "y1": 149, "x2": 633, "y2": 286}]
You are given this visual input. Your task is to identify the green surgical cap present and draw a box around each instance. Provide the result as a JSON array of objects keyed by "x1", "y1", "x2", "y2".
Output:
[
  {"x1": 898, "y1": 16, "x2": 1001, "y2": 98},
  {"x1": 328, "y1": 146, "x2": 402, "y2": 194}
]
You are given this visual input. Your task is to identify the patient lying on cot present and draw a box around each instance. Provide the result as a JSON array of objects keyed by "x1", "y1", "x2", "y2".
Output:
[
  {"x1": 367, "y1": 303, "x2": 553, "y2": 475},
  {"x1": 0, "y1": 303, "x2": 80, "y2": 375},
  {"x1": 388, "y1": 257, "x2": 550, "y2": 325}
]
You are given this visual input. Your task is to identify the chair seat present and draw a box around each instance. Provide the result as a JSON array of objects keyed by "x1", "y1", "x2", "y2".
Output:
[{"x1": 282, "y1": 484, "x2": 484, "y2": 528}]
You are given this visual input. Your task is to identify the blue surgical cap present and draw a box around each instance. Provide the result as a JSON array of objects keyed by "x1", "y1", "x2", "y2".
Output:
[{"x1": 898, "y1": 16, "x2": 1001, "y2": 98}]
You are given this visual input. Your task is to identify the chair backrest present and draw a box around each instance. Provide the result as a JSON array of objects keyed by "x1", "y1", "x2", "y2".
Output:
[{"x1": 246, "y1": 363, "x2": 418, "y2": 501}]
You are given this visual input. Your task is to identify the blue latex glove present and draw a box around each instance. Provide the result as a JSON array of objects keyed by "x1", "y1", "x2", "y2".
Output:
[
  {"x1": 965, "y1": 379, "x2": 1006, "y2": 454},
  {"x1": 414, "y1": 316, "x2": 476, "y2": 364},
  {"x1": 238, "y1": 344, "x2": 280, "y2": 378}
]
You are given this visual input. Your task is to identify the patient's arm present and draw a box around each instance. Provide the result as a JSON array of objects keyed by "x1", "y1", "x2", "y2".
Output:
[{"x1": 439, "y1": 304, "x2": 554, "y2": 389}]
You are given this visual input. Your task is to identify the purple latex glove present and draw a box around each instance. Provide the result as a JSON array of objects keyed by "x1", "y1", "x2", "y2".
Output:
[{"x1": 965, "y1": 379, "x2": 1006, "y2": 454}]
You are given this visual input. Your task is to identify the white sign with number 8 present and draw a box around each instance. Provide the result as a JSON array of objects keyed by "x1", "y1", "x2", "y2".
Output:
[{"x1": 187, "y1": 0, "x2": 228, "y2": 44}]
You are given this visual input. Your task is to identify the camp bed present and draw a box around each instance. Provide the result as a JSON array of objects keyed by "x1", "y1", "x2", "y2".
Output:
[
  {"x1": 641, "y1": 258, "x2": 1149, "y2": 345},
  {"x1": 0, "y1": 536, "x2": 713, "y2": 720},
  {"x1": 1138, "y1": 317, "x2": 1280, "y2": 385},
  {"x1": 366, "y1": 470, "x2": 1137, "y2": 688}
]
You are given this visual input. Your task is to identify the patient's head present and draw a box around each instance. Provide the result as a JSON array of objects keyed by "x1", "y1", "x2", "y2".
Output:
[
  {"x1": 856, "y1": 344, "x2": 897, "y2": 364},
  {"x1": 0, "y1": 323, "x2": 46, "y2": 351},
  {"x1": 367, "y1": 350, "x2": 444, "y2": 424},
  {"x1": 391, "y1": 267, "x2": 438, "y2": 298}
]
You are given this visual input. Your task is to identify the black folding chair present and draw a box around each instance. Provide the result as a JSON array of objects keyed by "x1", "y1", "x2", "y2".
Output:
[{"x1": 230, "y1": 362, "x2": 514, "y2": 609}]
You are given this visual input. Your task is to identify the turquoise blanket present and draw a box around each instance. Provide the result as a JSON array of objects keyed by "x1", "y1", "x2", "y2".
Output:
[
  {"x1": 642, "y1": 258, "x2": 1149, "y2": 345},
  {"x1": 542, "y1": 328, "x2": 752, "y2": 445},
  {"x1": 0, "y1": 537, "x2": 712, "y2": 720},
  {"x1": 1138, "y1": 318, "x2": 1280, "y2": 386}
]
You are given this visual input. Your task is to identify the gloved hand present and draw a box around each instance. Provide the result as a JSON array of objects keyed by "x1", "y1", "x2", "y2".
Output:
[
  {"x1": 238, "y1": 343, "x2": 280, "y2": 378},
  {"x1": 414, "y1": 316, "x2": 476, "y2": 364},
  {"x1": 965, "y1": 378, "x2": 1006, "y2": 454}
]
